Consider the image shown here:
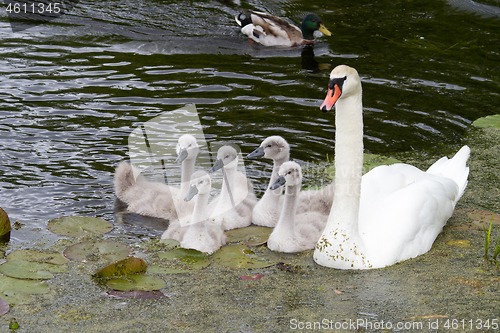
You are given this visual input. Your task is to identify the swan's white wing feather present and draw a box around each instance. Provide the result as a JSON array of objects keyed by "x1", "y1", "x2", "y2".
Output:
[{"x1": 359, "y1": 164, "x2": 459, "y2": 268}]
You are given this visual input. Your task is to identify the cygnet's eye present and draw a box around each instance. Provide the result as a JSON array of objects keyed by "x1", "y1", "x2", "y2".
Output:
[{"x1": 267, "y1": 144, "x2": 272, "y2": 148}]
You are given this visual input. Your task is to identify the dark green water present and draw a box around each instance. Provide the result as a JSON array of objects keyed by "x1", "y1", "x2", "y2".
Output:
[{"x1": 0, "y1": 0, "x2": 499, "y2": 243}]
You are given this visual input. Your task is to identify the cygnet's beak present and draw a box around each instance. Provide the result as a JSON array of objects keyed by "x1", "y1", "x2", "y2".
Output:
[
  {"x1": 210, "y1": 159, "x2": 224, "y2": 173},
  {"x1": 270, "y1": 175, "x2": 286, "y2": 190},
  {"x1": 247, "y1": 146, "x2": 265, "y2": 159},
  {"x1": 176, "y1": 148, "x2": 188, "y2": 163},
  {"x1": 184, "y1": 184, "x2": 199, "y2": 201}
]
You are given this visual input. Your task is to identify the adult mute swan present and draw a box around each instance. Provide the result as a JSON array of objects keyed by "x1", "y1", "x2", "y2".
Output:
[
  {"x1": 210, "y1": 145, "x2": 257, "y2": 230},
  {"x1": 171, "y1": 171, "x2": 226, "y2": 254},
  {"x1": 247, "y1": 135, "x2": 335, "y2": 227},
  {"x1": 314, "y1": 65, "x2": 470, "y2": 269},
  {"x1": 114, "y1": 134, "x2": 199, "y2": 220},
  {"x1": 267, "y1": 161, "x2": 328, "y2": 253}
]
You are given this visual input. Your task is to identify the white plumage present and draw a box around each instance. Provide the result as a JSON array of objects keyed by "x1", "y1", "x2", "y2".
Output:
[
  {"x1": 267, "y1": 161, "x2": 328, "y2": 253},
  {"x1": 314, "y1": 65, "x2": 470, "y2": 269}
]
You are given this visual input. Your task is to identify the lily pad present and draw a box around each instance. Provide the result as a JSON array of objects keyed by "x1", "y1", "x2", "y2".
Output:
[
  {"x1": 473, "y1": 114, "x2": 500, "y2": 129},
  {"x1": 465, "y1": 209, "x2": 500, "y2": 228},
  {"x1": 325, "y1": 153, "x2": 402, "y2": 179},
  {"x1": 48, "y1": 216, "x2": 113, "y2": 237},
  {"x1": 212, "y1": 245, "x2": 275, "y2": 269},
  {"x1": 446, "y1": 239, "x2": 471, "y2": 247},
  {"x1": 153, "y1": 248, "x2": 210, "y2": 273},
  {"x1": 0, "y1": 290, "x2": 33, "y2": 305},
  {"x1": 7, "y1": 250, "x2": 68, "y2": 265},
  {"x1": 0, "y1": 276, "x2": 49, "y2": 295},
  {"x1": 0, "y1": 298, "x2": 9, "y2": 316},
  {"x1": 0, "y1": 208, "x2": 11, "y2": 242},
  {"x1": 63, "y1": 240, "x2": 131, "y2": 263},
  {"x1": 93, "y1": 257, "x2": 146, "y2": 278},
  {"x1": 158, "y1": 248, "x2": 207, "y2": 262},
  {"x1": 0, "y1": 260, "x2": 67, "y2": 280},
  {"x1": 146, "y1": 265, "x2": 191, "y2": 274},
  {"x1": 159, "y1": 239, "x2": 181, "y2": 249},
  {"x1": 106, "y1": 274, "x2": 166, "y2": 291},
  {"x1": 225, "y1": 226, "x2": 272, "y2": 246}
]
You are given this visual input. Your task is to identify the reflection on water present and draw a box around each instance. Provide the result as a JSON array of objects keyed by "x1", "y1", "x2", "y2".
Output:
[{"x1": 0, "y1": 0, "x2": 499, "y2": 244}]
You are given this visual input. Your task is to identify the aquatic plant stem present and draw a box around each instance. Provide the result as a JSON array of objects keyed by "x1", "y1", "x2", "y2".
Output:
[{"x1": 483, "y1": 216, "x2": 492, "y2": 260}]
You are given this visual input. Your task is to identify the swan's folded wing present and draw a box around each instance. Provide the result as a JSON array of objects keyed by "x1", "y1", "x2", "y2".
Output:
[{"x1": 359, "y1": 165, "x2": 460, "y2": 267}]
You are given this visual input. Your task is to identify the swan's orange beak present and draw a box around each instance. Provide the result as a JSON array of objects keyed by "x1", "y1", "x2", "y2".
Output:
[{"x1": 320, "y1": 84, "x2": 342, "y2": 112}]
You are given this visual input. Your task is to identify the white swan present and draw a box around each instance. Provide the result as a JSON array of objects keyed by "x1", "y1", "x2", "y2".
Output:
[
  {"x1": 164, "y1": 171, "x2": 226, "y2": 254},
  {"x1": 247, "y1": 135, "x2": 335, "y2": 227},
  {"x1": 314, "y1": 65, "x2": 470, "y2": 269},
  {"x1": 267, "y1": 161, "x2": 328, "y2": 253},
  {"x1": 113, "y1": 134, "x2": 199, "y2": 220},
  {"x1": 210, "y1": 145, "x2": 257, "y2": 230}
]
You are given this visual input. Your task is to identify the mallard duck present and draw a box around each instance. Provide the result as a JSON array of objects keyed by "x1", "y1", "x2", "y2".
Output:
[
  {"x1": 235, "y1": 11, "x2": 331, "y2": 47},
  {"x1": 314, "y1": 65, "x2": 470, "y2": 269}
]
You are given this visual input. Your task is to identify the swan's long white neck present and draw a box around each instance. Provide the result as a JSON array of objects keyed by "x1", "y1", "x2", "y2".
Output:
[
  {"x1": 273, "y1": 181, "x2": 300, "y2": 237},
  {"x1": 331, "y1": 94, "x2": 364, "y2": 231},
  {"x1": 180, "y1": 157, "x2": 196, "y2": 197},
  {"x1": 314, "y1": 87, "x2": 371, "y2": 269}
]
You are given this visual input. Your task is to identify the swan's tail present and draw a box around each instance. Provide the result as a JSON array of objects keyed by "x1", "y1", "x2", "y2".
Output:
[
  {"x1": 114, "y1": 161, "x2": 140, "y2": 199},
  {"x1": 427, "y1": 145, "x2": 470, "y2": 203}
]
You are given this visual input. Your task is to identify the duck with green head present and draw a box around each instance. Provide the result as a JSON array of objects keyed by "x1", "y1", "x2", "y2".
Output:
[{"x1": 235, "y1": 11, "x2": 331, "y2": 47}]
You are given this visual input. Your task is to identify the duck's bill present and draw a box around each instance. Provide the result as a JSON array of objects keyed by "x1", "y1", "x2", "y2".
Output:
[
  {"x1": 320, "y1": 85, "x2": 341, "y2": 112},
  {"x1": 318, "y1": 24, "x2": 332, "y2": 37}
]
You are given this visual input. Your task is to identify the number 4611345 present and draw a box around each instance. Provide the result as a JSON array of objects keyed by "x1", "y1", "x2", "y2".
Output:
[
  {"x1": 444, "y1": 319, "x2": 498, "y2": 330},
  {"x1": 6, "y1": 2, "x2": 62, "y2": 15}
]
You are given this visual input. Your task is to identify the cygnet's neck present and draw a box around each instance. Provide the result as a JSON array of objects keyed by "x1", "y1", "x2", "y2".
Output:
[
  {"x1": 219, "y1": 164, "x2": 237, "y2": 208},
  {"x1": 265, "y1": 155, "x2": 289, "y2": 197},
  {"x1": 190, "y1": 191, "x2": 210, "y2": 225},
  {"x1": 180, "y1": 157, "x2": 196, "y2": 196},
  {"x1": 274, "y1": 182, "x2": 300, "y2": 236}
]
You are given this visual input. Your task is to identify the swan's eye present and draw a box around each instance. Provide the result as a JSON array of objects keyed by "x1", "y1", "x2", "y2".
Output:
[{"x1": 267, "y1": 144, "x2": 272, "y2": 148}]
